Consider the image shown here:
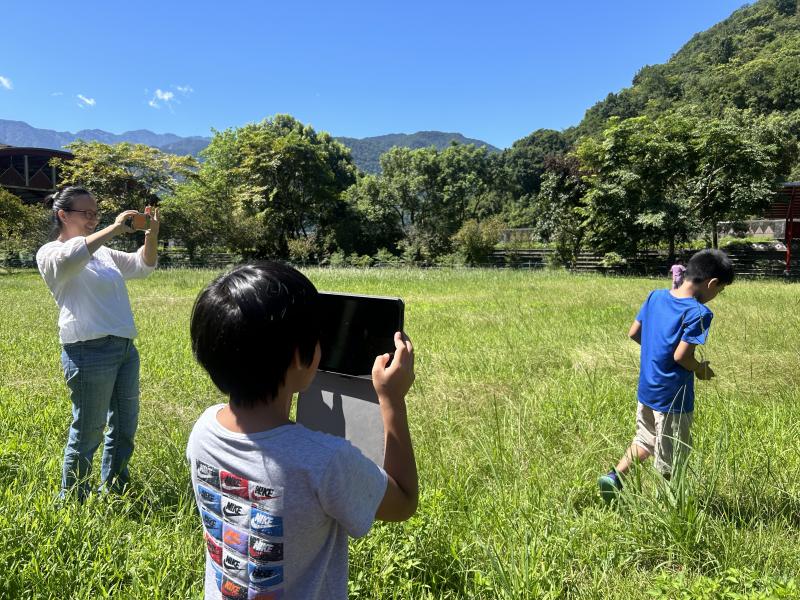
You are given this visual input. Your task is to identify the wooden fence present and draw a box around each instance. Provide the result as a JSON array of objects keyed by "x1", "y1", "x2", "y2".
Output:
[
  {"x1": 491, "y1": 245, "x2": 799, "y2": 278},
  {"x1": 5, "y1": 245, "x2": 799, "y2": 279}
]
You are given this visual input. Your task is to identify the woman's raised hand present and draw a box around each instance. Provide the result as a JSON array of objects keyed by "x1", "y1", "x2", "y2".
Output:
[
  {"x1": 114, "y1": 210, "x2": 140, "y2": 234},
  {"x1": 145, "y1": 206, "x2": 160, "y2": 237}
]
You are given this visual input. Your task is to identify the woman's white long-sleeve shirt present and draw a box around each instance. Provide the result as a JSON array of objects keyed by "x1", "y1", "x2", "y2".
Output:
[{"x1": 36, "y1": 236, "x2": 156, "y2": 344}]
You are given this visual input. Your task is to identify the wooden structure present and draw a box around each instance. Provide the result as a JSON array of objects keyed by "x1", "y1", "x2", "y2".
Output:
[
  {"x1": 490, "y1": 247, "x2": 798, "y2": 278},
  {"x1": 765, "y1": 182, "x2": 800, "y2": 274},
  {"x1": 0, "y1": 146, "x2": 73, "y2": 205}
]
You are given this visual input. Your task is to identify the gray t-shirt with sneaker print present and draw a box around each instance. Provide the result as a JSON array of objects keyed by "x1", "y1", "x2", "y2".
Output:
[{"x1": 186, "y1": 404, "x2": 388, "y2": 600}]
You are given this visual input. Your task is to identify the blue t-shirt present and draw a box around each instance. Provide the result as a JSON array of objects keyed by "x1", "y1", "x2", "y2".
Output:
[{"x1": 636, "y1": 289, "x2": 713, "y2": 413}]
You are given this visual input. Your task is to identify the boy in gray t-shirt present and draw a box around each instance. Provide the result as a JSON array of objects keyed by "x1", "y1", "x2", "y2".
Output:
[{"x1": 187, "y1": 263, "x2": 417, "y2": 600}]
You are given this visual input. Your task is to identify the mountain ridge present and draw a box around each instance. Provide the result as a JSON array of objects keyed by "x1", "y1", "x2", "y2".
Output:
[{"x1": 0, "y1": 119, "x2": 499, "y2": 174}]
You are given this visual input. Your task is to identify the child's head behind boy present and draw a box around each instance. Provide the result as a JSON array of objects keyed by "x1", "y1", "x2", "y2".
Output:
[
  {"x1": 190, "y1": 261, "x2": 321, "y2": 410},
  {"x1": 681, "y1": 249, "x2": 735, "y2": 303}
]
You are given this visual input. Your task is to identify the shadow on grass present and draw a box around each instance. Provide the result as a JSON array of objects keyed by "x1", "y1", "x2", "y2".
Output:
[
  {"x1": 113, "y1": 478, "x2": 195, "y2": 524},
  {"x1": 0, "y1": 455, "x2": 23, "y2": 486},
  {"x1": 702, "y1": 492, "x2": 800, "y2": 529},
  {"x1": 570, "y1": 485, "x2": 607, "y2": 513},
  {"x1": 570, "y1": 476, "x2": 800, "y2": 532}
]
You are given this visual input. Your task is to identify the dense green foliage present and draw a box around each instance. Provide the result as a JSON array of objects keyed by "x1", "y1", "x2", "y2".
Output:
[
  {"x1": 162, "y1": 115, "x2": 359, "y2": 261},
  {"x1": 2, "y1": 269, "x2": 800, "y2": 598},
  {"x1": 528, "y1": 154, "x2": 587, "y2": 267},
  {"x1": 32, "y1": 104, "x2": 794, "y2": 265},
  {"x1": 502, "y1": 129, "x2": 572, "y2": 201},
  {"x1": 575, "y1": 0, "x2": 800, "y2": 161},
  {"x1": 0, "y1": 188, "x2": 48, "y2": 267},
  {"x1": 577, "y1": 108, "x2": 796, "y2": 256},
  {"x1": 52, "y1": 141, "x2": 198, "y2": 215},
  {"x1": 345, "y1": 144, "x2": 507, "y2": 263}
]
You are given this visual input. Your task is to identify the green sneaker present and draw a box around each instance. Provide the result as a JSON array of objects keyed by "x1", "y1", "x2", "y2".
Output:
[{"x1": 598, "y1": 470, "x2": 622, "y2": 503}]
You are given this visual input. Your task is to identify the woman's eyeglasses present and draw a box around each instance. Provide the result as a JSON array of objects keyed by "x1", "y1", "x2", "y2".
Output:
[{"x1": 64, "y1": 209, "x2": 101, "y2": 220}]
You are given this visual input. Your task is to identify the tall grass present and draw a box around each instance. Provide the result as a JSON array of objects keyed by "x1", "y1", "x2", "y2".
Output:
[{"x1": 1, "y1": 268, "x2": 799, "y2": 598}]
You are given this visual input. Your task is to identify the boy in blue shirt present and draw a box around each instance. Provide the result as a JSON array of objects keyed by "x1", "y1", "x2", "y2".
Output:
[{"x1": 599, "y1": 250, "x2": 734, "y2": 501}]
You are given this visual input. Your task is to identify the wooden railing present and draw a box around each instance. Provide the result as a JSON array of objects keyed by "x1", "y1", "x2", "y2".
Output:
[
  {"x1": 4, "y1": 246, "x2": 798, "y2": 278},
  {"x1": 491, "y1": 245, "x2": 799, "y2": 278}
]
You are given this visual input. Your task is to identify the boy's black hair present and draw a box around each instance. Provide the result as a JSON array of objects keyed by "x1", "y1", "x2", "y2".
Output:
[
  {"x1": 190, "y1": 262, "x2": 320, "y2": 408},
  {"x1": 686, "y1": 249, "x2": 735, "y2": 285}
]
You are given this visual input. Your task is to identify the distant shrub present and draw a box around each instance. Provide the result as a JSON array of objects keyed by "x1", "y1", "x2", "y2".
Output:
[
  {"x1": 374, "y1": 248, "x2": 401, "y2": 266},
  {"x1": 601, "y1": 252, "x2": 627, "y2": 268},
  {"x1": 287, "y1": 235, "x2": 317, "y2": 265},
  {"x1": 349, "y1": 253, "x2": 373, "y2": 268},
  {"x1": 546, "y1": 252, "x2": 567, "y2": 271},
  {"x1": 435, "y1": 252, "x2": 466, "y2": 267},
  {"x1": 329, "y1": 250, "x2": 347, "y2": 267},
  {"x1": 452, "y1": 216, "x2": 505, "y2": 266}
]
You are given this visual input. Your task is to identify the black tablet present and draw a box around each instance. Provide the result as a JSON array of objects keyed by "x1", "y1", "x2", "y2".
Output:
[{"x1": 317, "y1": 292, "x2": 404, "y2": 378}]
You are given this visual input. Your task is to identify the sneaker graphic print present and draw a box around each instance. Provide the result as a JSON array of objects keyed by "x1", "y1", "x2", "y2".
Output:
[{"x1": 195, "y1": 459, "x2": 285, "y2": 598}]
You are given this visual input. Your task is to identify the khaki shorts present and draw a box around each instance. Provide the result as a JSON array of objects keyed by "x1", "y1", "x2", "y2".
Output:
[{"x1": 633, "y1": 402, "x2": 693, "y2": 476}]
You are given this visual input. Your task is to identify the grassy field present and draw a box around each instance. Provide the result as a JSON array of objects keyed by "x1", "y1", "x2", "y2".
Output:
[{"x1": 1, "y1": 268, "x2": 799, "y2": 599}]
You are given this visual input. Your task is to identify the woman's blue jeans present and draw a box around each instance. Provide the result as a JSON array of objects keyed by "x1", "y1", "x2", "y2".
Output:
[{"x1": 60, "y1": 335, "x2": 140, "y2": 499}]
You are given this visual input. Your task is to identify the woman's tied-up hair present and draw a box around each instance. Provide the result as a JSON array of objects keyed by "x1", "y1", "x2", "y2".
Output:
[{"x1": 44, "y1": 186, "x2": 93, "y2": 239}]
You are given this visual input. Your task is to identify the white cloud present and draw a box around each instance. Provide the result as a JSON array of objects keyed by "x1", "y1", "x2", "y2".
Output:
[
  {"x1": 156, "y1": 89, "x2": 175, "y2": 102},
  {"x1": 148, "y1": 87, "x2": 176, "y2": 109},
  {"x1": 51, "y1": 91, "x2": 64, "y2": 96},
  {"x1": 76, "y1": 94, "x2": 96, "y2": 108},
  {"x1": 0, "y1": 76, "x2": 12, "y2": 90},
  {"x1": 147, "y1": 84, "x2": 192, "y2": 110}
]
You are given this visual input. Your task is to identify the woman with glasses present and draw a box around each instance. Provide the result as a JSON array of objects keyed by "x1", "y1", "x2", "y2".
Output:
[{"x1": 37, "y1": 185, "x2": 160, "y2": 500}]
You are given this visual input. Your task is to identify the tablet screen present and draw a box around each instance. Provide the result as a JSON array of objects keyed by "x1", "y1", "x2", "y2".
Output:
[{"x1": 317, "y1": 293, "x2": 404, "y2": 377}]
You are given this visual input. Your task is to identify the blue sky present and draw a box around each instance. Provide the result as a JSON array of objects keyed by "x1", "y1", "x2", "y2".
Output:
[{"x1": 1, "y1": 0, "x2": 748, "y2": 148}]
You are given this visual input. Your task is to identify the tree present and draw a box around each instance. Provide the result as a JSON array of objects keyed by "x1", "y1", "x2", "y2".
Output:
[
  {"x1": 158, "y1": 180, "x2": 229, "y2": 259},
  {"x1": 196, "y1": 115, "x2": 358, "y2": 259},
  {"x1": 451, "y1": 216, "x2": 506, "y2": 266},
  {"x1": 343, "y1": 173, "x2": 404, "y2": 255},
  {"x1": 774, "y1": 0, "x2": 796, "y2": 16},
  {"x1": 685, "y1": 110, "x2": 796, "y2": 246},
  {"x1": 51, "y1": 141, "x2": 198, "y2": 217},
  {"x1": 577, "y1": 113, "x2": 697, "y2": 257},
  {"x1": 566, "y1": 0, "x2": 800, "y2": 177},
  {"x1": 0, "y1": 189, "x2": 48, "y2": 269},
  {"x1": 531, "y1": 155, "x2": 588, "y2": 267},
  {"x1": 365, "y1": 143, "x2": 498, "y2": 261},
  {"x1": 577, "y1": 108, "x2": 797, "y2": 256},
  {"x1": 502, "y1": 129, "x2": 570, "y2": 199}
]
